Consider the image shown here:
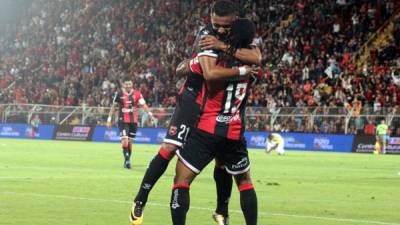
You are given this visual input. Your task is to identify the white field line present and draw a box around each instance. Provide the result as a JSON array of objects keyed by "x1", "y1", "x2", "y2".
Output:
[{"x1": 2, "y1": 191, "x2": 399, "y2": 225}]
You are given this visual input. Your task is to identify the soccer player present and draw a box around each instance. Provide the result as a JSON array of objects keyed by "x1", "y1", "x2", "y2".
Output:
[
  {"x1": 375, "y1": 119, "x2": 389, "y2": 154},
  {"x1": 265, "y1": 133, "x2": 285, "y2": 155},
  {"x1": 171, "y1": 18, "x2": 259, "y2": 225},
  {"x1": 129, "y1": 1, "x2": 261, "y2": 225},
  {"x1": 107, "y1": 76, "x2": 154, "y2": 169}
]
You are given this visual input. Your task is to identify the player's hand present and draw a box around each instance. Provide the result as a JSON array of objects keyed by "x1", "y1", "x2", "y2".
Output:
[
  {"x1": 200, "y1": 35, "x2": 226, "y2": 51},
  {"x1": 244, "y1": 65, "x2": 260, "y2": 76}
]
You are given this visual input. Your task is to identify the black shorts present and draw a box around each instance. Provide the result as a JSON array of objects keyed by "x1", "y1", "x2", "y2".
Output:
[
  {"x1": 176, "y1": 128, "x2": 250, "y2": 175},
  {"x1": 164, "y1": 91, "x2": 201, "y2": 147},
  {"x1": 118, "y1": 122, "x2": 138, "y2": 139}
]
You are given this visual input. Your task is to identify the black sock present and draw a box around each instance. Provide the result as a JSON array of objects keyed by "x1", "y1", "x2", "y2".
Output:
[
  {"x1": 170, "y1": 185, "x2": 190, "y2": 225},
  {"x1": 128, "y1": 145, "x2": 132, "y2": 158},
  {"x1": 239, "y1": 184, "x2": 258, "y2": 225},
  {"x1": 214, "y1": 167, "x2": 232, "y2": 217},
  {"x1": 134, "y1": 151, "x2": 171, "y2": 205},
  {"x1": 123, "y1": 147, "x2": 130, "y2": 162}
]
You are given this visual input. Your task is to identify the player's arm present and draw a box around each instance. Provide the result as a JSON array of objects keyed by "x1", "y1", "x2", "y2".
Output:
[
  {"x1": 270, "y1": 143, "x2": 278, "y2": 150},
  {"x1": 107, "y1": 92, "x2": 118, "y2": 128},
  {"x1": 200, "y1": 35, "x2": 262, "y2": 66},
  {"x1": 198, "y1": 55, "x2": 257, "y2": 80},
  {"x1": 176, "y1": 59, "x2": 191, "y2": 78}
]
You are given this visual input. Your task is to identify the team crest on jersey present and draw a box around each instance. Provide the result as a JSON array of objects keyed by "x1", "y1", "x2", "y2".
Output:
[{"x1": 169, "y1": 126, "x2": 178, "y2": 136}]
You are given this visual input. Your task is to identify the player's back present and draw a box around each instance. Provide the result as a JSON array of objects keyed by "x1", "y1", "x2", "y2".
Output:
[{"x1": 271, "y1": 133, "x2": 283, "y2": 144}]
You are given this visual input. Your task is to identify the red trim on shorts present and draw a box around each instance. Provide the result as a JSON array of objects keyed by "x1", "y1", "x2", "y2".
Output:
[
  {"x1": 238, "y1": 183, "x2": 254, "y2": 192},
  {"x1": 159, "y1": 147, "x2": 173, "y2": 161},
  {"x1": 173, "y1": 184, "x2": 190, "y2": 189}
]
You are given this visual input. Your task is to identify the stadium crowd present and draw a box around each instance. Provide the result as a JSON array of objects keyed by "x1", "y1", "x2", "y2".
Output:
[{"x1": 0, "y1": 0, "x2": 399, "y2": 134}]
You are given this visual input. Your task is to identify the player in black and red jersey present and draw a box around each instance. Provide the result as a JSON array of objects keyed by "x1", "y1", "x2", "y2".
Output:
[
  {"x1": 170, "y1": 18, "x2": 259, "y2": 225},
  {"x1": 107, "y1": 76, "x2": 154, "y2": 169},
  {"x1": 129, "y1": 1, "x2": 261, "y2": 225}
]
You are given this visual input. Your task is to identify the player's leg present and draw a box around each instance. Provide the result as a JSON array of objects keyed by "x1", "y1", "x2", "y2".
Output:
[
  {"x1": 171, "y1": 129, "x2": 216, "y2": 225},
  {"x1": 219, "y1": 138, "x2": 257, "y2": 225},
  {"x1": 121, "y1": 137, "x2": 131, "y2": 169},
  {"x1": 131, "y1": 121, "x2": 191, "y2": 224},
  {"x1": 131, "y1": 142, "x2": 177, "y2": 223},
  {"x1": 276, "y1": 143, "x2": 285, "y2": 155},
  {"x1": 265, "y1": 141, "x2": 272, "y2": 154},
  {"x1": 170, "y1": 159, "x2": 196, "y2": 225},
  {"x1": 126, "y1": 123, "x2": 137, "y2": 168},
  {"x1": 234, "y1": 171, "x2": 258, "y2": 225},
  {"x1": 213, "y1": 160, "x2": 232, "y2": 225},
  {"x1": 128, "y1": 138, "x2": 132, "y2": 161},
  {"x1": 118, "y1": 122, "x2": 130, "y2": 168},
  {"x1": 119, "y1": 123, "x2": 131, "y2": 169}
]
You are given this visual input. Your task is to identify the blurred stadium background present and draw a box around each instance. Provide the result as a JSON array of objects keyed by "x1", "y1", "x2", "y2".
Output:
[{"x1": 0, "y1": 0, "x2": 400, "y2": 225}]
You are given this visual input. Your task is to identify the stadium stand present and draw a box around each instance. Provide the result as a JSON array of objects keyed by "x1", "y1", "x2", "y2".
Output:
[{"x1": 0, "y1": 0, "x2": 399, "y2": 134}]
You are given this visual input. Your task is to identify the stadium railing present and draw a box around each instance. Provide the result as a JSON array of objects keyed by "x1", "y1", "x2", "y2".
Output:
[{"x1": 0, "y1": 104, "x2": 399, "y2": 134}]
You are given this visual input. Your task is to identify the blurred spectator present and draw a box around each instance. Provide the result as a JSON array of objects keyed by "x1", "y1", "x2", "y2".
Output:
[
  {"x1": 0, "y1": 0, "x2": 399, "y2": 133},
  {"x1": 364, "y1": 120, "x2": 376, "y2": 135}
]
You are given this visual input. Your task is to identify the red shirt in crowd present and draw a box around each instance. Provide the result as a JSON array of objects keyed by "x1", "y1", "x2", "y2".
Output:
[{"x1": 364, "y1": 124, "x2": 376, "y2": 135}]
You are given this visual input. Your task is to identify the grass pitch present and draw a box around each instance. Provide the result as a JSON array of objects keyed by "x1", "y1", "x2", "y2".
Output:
[{"x1": 0, "y1": 139, "x2": 399, "y2": 225}]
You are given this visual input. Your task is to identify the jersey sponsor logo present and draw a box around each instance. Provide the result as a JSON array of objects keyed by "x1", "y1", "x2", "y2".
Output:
[
  {"x1": 216, "y1": 113, "x2": 241, "y2": 123},
  {"x1": 171, "y1": 189, "x2": 180, "y2": 209},
  {"x1": 231, "y1": 157, "x2": 249, "y2": 169},
  {"x1": 121, "y1": 108, "x2": 134, "y2": 113},
  {"x1": 168, "y1": 126, "x2": 178, "y2": 136},
  {"x1": 142, "y1": 183, "x2": 152, "y2": 190}
]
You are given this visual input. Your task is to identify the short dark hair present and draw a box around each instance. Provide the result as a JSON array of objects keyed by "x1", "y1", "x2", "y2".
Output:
[
  {"x1": 122, "y1": 76, "x2": 131, "y2": 82},
  {"x1": 219, "y1": 18, "x2": 256, "y2": 61},
  {"x1": 211, "y1": 0, "x2": 238, "y2": 17},
  {"x1": 229, "y1": 18, "x2": 256, "y2": 48}
]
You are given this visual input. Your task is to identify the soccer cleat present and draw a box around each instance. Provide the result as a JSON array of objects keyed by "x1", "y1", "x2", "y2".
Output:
[
  {"x1": 124, "y1": 161, "x2": 131, "y2": 169},
  {"x1": 212, "y1": 212, "x2": 229, "y2": 225},
  {"x1": 130, "y1": 201, "x2": 144, "y2": 225}
]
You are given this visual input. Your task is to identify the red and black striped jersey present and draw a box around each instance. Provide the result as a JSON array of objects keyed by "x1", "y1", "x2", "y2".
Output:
[
  {"x1": 191, "y1": 51, "x2": 257, "y2": 140},
  {"x1": 112, "y1": 90, "x2": 145, "y2": 124},
  {"x1": 198, "y1": 78, "x2": 251, "y2": 140}
]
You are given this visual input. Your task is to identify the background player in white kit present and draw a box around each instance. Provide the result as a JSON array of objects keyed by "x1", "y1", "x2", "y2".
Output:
[{"x1": 265, "y1": 133, "x2": 285, "y2": 155}]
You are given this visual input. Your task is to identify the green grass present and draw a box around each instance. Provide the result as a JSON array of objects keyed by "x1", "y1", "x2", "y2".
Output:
[{"x1": 0, "y1": 139, "x2": 399, "y2": 225}]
